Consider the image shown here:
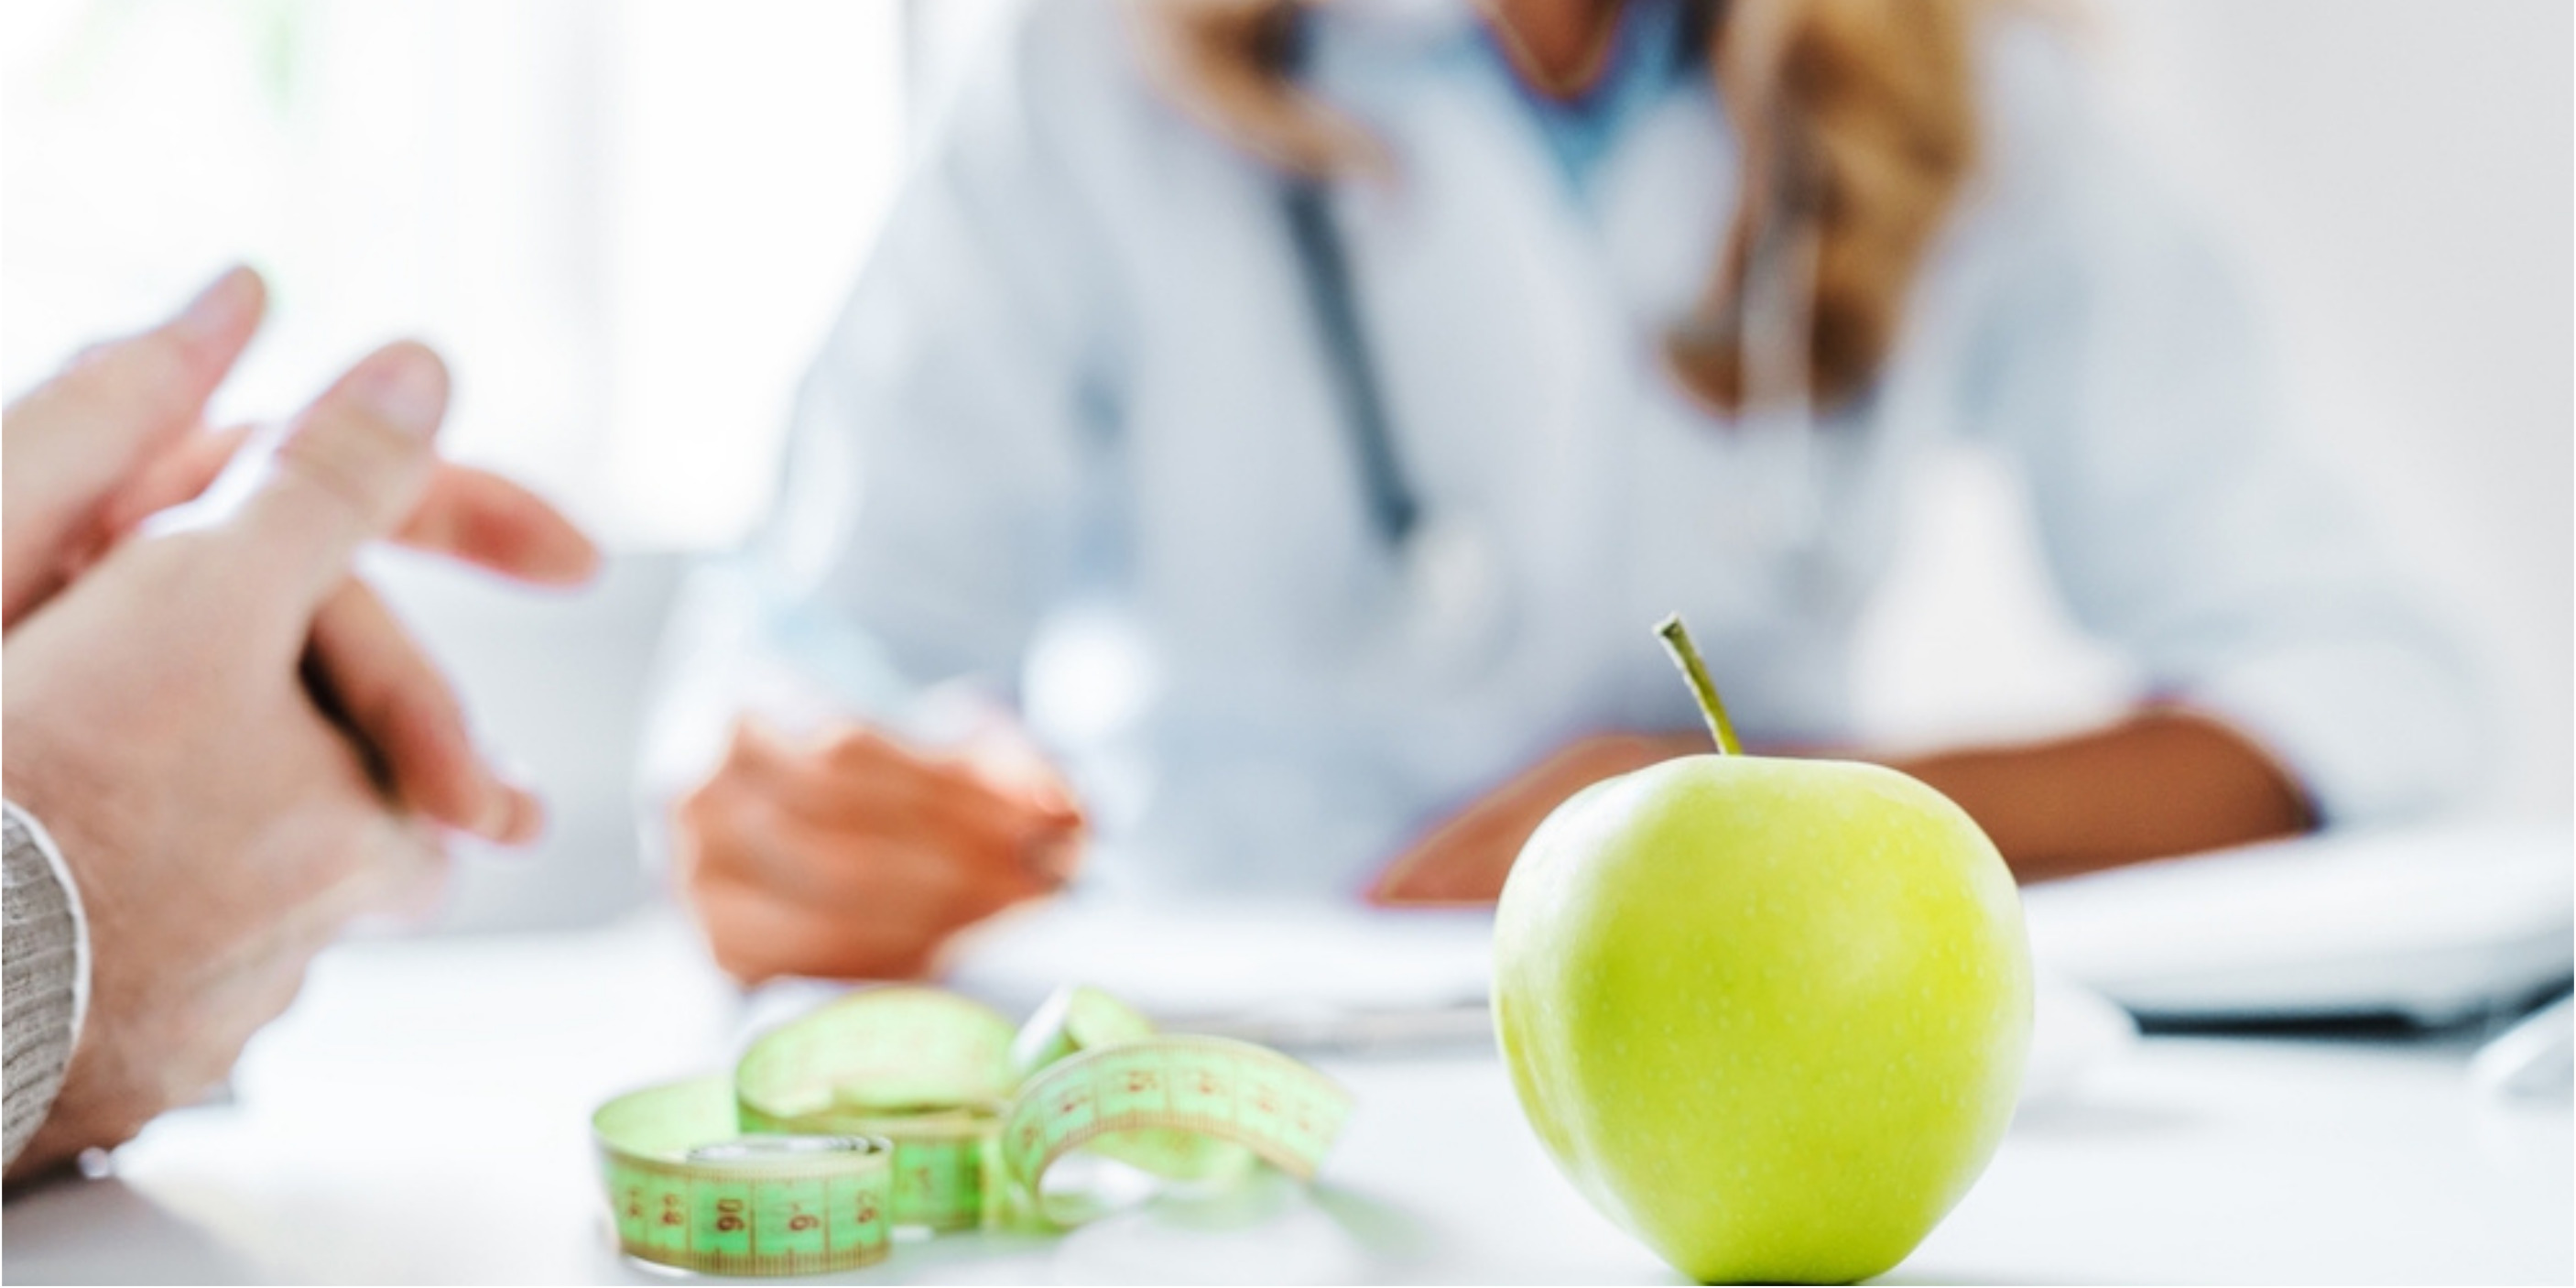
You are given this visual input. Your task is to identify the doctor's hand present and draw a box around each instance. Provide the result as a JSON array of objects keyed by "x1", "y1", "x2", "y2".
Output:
[
  {"x1": 2, "y1": 338, "x2": 523, "y2": 1176},
  {"x1": 677, "y1": 717, "x2": 1085, "y2": 984},
  {"x1": 1361, "y1": 712, "x2": 2312, "y2": 902},
  {"x1": 1365, "y1": 733, "x2": 1701, "y2": 906}
]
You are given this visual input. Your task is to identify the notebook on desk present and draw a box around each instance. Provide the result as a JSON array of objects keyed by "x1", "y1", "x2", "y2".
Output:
[
  {"x1": 2019, "y1": 821, "x2": 2574, "y2": 1025},
  {"x1": 942, "y1": 897, "x2": 1495, "y2": 1030},
  {"x1": 734, "y1": 899, "x2": 1497, "y2": 1060},
  {"x1": 735, "y1": 821, "x2": 2566, "y2": 1110},
  {"x1": 935, "y1": 823, "x2": 2573, "y2": 1030},
  {"x1": 755, "y1": 893, "x2": 2138, "y2": 1107}
]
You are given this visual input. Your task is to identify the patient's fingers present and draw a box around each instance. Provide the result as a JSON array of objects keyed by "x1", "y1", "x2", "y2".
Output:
[
  {"x1": 93, "y1": 421, "x2": 257, "y2": 540},
  {"x1": 2, "y1": 267, "x2": 265, "y2": 626},
  {"x1": 395, "y1": 465, "x2": 599, "y2": 586},
  {"x1": 224, "y1": 342, "x2": 446, "y2": 637},
  {"x1": 309, "y1": 577, "x2": 540, "y2": 844}
]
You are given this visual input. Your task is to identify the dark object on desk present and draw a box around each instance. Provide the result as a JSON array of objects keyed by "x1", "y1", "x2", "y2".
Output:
[{"x1": 2129, "y1": 978, "x2": 2570, "y2": 1040}]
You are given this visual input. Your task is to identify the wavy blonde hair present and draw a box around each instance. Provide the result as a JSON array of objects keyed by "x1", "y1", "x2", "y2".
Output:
[{"x1": 1128, "y1": 0, "x2": 1984, "y2": 414}]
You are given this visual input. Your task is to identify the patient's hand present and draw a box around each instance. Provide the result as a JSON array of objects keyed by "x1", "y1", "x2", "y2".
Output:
[
  {"x1": 1366, "y1": 733, "x2": 1699, "y2": 906},
  {"x1": 3, "y1": 267, "x2": 598, "y2": 838},
  {"x1": 5, "y1": 340, "x2": 486, "y2": 1175},
  {"x1": 676, "y1": 716, "x2": 1085, "y2": 983}
]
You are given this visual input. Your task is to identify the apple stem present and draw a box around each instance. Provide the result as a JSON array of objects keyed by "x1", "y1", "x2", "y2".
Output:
[{"x1": 1656, "y1": 613, "x2": 1744, "y2": 756}]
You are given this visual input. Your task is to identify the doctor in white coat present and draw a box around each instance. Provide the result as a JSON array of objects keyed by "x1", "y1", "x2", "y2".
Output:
[{"x1": 647, "y1": 0, "x2": 2481, "y2": 982}]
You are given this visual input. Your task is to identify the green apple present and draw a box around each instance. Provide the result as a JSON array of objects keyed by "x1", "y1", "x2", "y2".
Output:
[{"x1": 1493, "y1": 615, "x2": 2031, "y2": 1284}]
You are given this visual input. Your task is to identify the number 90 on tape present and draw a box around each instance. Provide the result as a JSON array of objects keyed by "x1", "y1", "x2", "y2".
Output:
[
  {"x1": 592, "y1": 987, "x2": 1353, "y2": 1276},
  {"x1": 593, "y1": 1076, "x2": 896, "y2": 1275}
]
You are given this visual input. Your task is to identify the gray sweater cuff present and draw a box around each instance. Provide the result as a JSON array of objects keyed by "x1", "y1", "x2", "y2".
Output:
[{"x1": 5, "y1": 802, "x2": 89, "y2": 1169}]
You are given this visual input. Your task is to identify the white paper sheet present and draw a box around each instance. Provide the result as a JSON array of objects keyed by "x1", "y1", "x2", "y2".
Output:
[
  {"x1": 2023, "y1": 821, "x2": 2574, "y2": 1023},
  {"x1": 745, "y1": 892, "x2": 2136, "y2": 1106}
]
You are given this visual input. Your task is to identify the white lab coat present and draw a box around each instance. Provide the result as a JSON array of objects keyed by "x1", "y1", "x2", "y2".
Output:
[{"x1": 647, "y1": 0, "x2": 2482, "y2": 898}]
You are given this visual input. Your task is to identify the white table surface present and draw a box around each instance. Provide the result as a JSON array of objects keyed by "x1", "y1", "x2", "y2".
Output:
[{"x1": 5, "y1": 911, "x2": 2568, "y2": 1285}]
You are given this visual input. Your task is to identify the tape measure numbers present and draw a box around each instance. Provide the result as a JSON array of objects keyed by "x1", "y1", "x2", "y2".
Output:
[
  {"x1": 1002, "y1": 1035, "x2": 1352, "y2": 1196},
  {"x1": 592, "y1": 1076, "x2": 895, "y2": 1276},
  {"x1": 593, "y1": 985, "x2": 1352, "y2": 1275}
]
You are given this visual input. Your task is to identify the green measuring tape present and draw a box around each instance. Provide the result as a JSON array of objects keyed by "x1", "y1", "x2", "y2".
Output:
[
  {"x1": 592, "y1": 985, "x2": 1353, "y2": 1275},
  {"x1": 594, "y1": 1076, "x2": 895, "y2": 1276}
]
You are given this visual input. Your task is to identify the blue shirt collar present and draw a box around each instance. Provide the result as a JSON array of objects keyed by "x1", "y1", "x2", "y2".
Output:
[{"x1": 1464, "y1": 0, "x2": 1707, "y2": 196}]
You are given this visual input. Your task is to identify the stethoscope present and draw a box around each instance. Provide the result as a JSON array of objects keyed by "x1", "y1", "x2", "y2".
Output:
[
  {"x1": 1274, "y1": 9, "x2": 1831, "y2": 660},
  {"x1": 1282, "y1": 173, "x2": 1518, "y2": 662},
  {"x1": 1275, "y1": 12, "x2": 1505, "y2": 660},
  {"x1": 1281, "y1": 178, "x2": 1422, "y2": 553}
]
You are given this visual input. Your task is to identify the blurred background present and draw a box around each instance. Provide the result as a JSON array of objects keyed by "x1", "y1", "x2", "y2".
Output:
[{"x1": 4, "y1": 0, "x2": 2566, "y2": 932}]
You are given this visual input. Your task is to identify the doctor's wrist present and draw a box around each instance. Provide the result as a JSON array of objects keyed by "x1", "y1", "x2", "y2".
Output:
[{"x1": 1889, "y1": 707, "x2": 2313, "y2": 883}]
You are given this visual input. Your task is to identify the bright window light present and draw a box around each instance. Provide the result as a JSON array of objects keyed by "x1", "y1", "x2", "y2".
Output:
[{"x1": 2, "y1": 0, "x2": 908, "y2": 550}]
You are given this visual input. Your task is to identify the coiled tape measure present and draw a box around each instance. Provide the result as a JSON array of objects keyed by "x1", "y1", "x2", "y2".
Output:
[{"x1": 592, "y1": 985, "x2": 1353, "y2": 1275}]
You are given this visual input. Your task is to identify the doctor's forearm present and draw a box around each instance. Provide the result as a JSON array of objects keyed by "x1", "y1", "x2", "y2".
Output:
[
  {"x1": 1367, "y1": 710, "x2": 2312, "y2": 906},
  {"x1": 1885, "y1": 708, "x2": 2314, "y2": 883}
]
